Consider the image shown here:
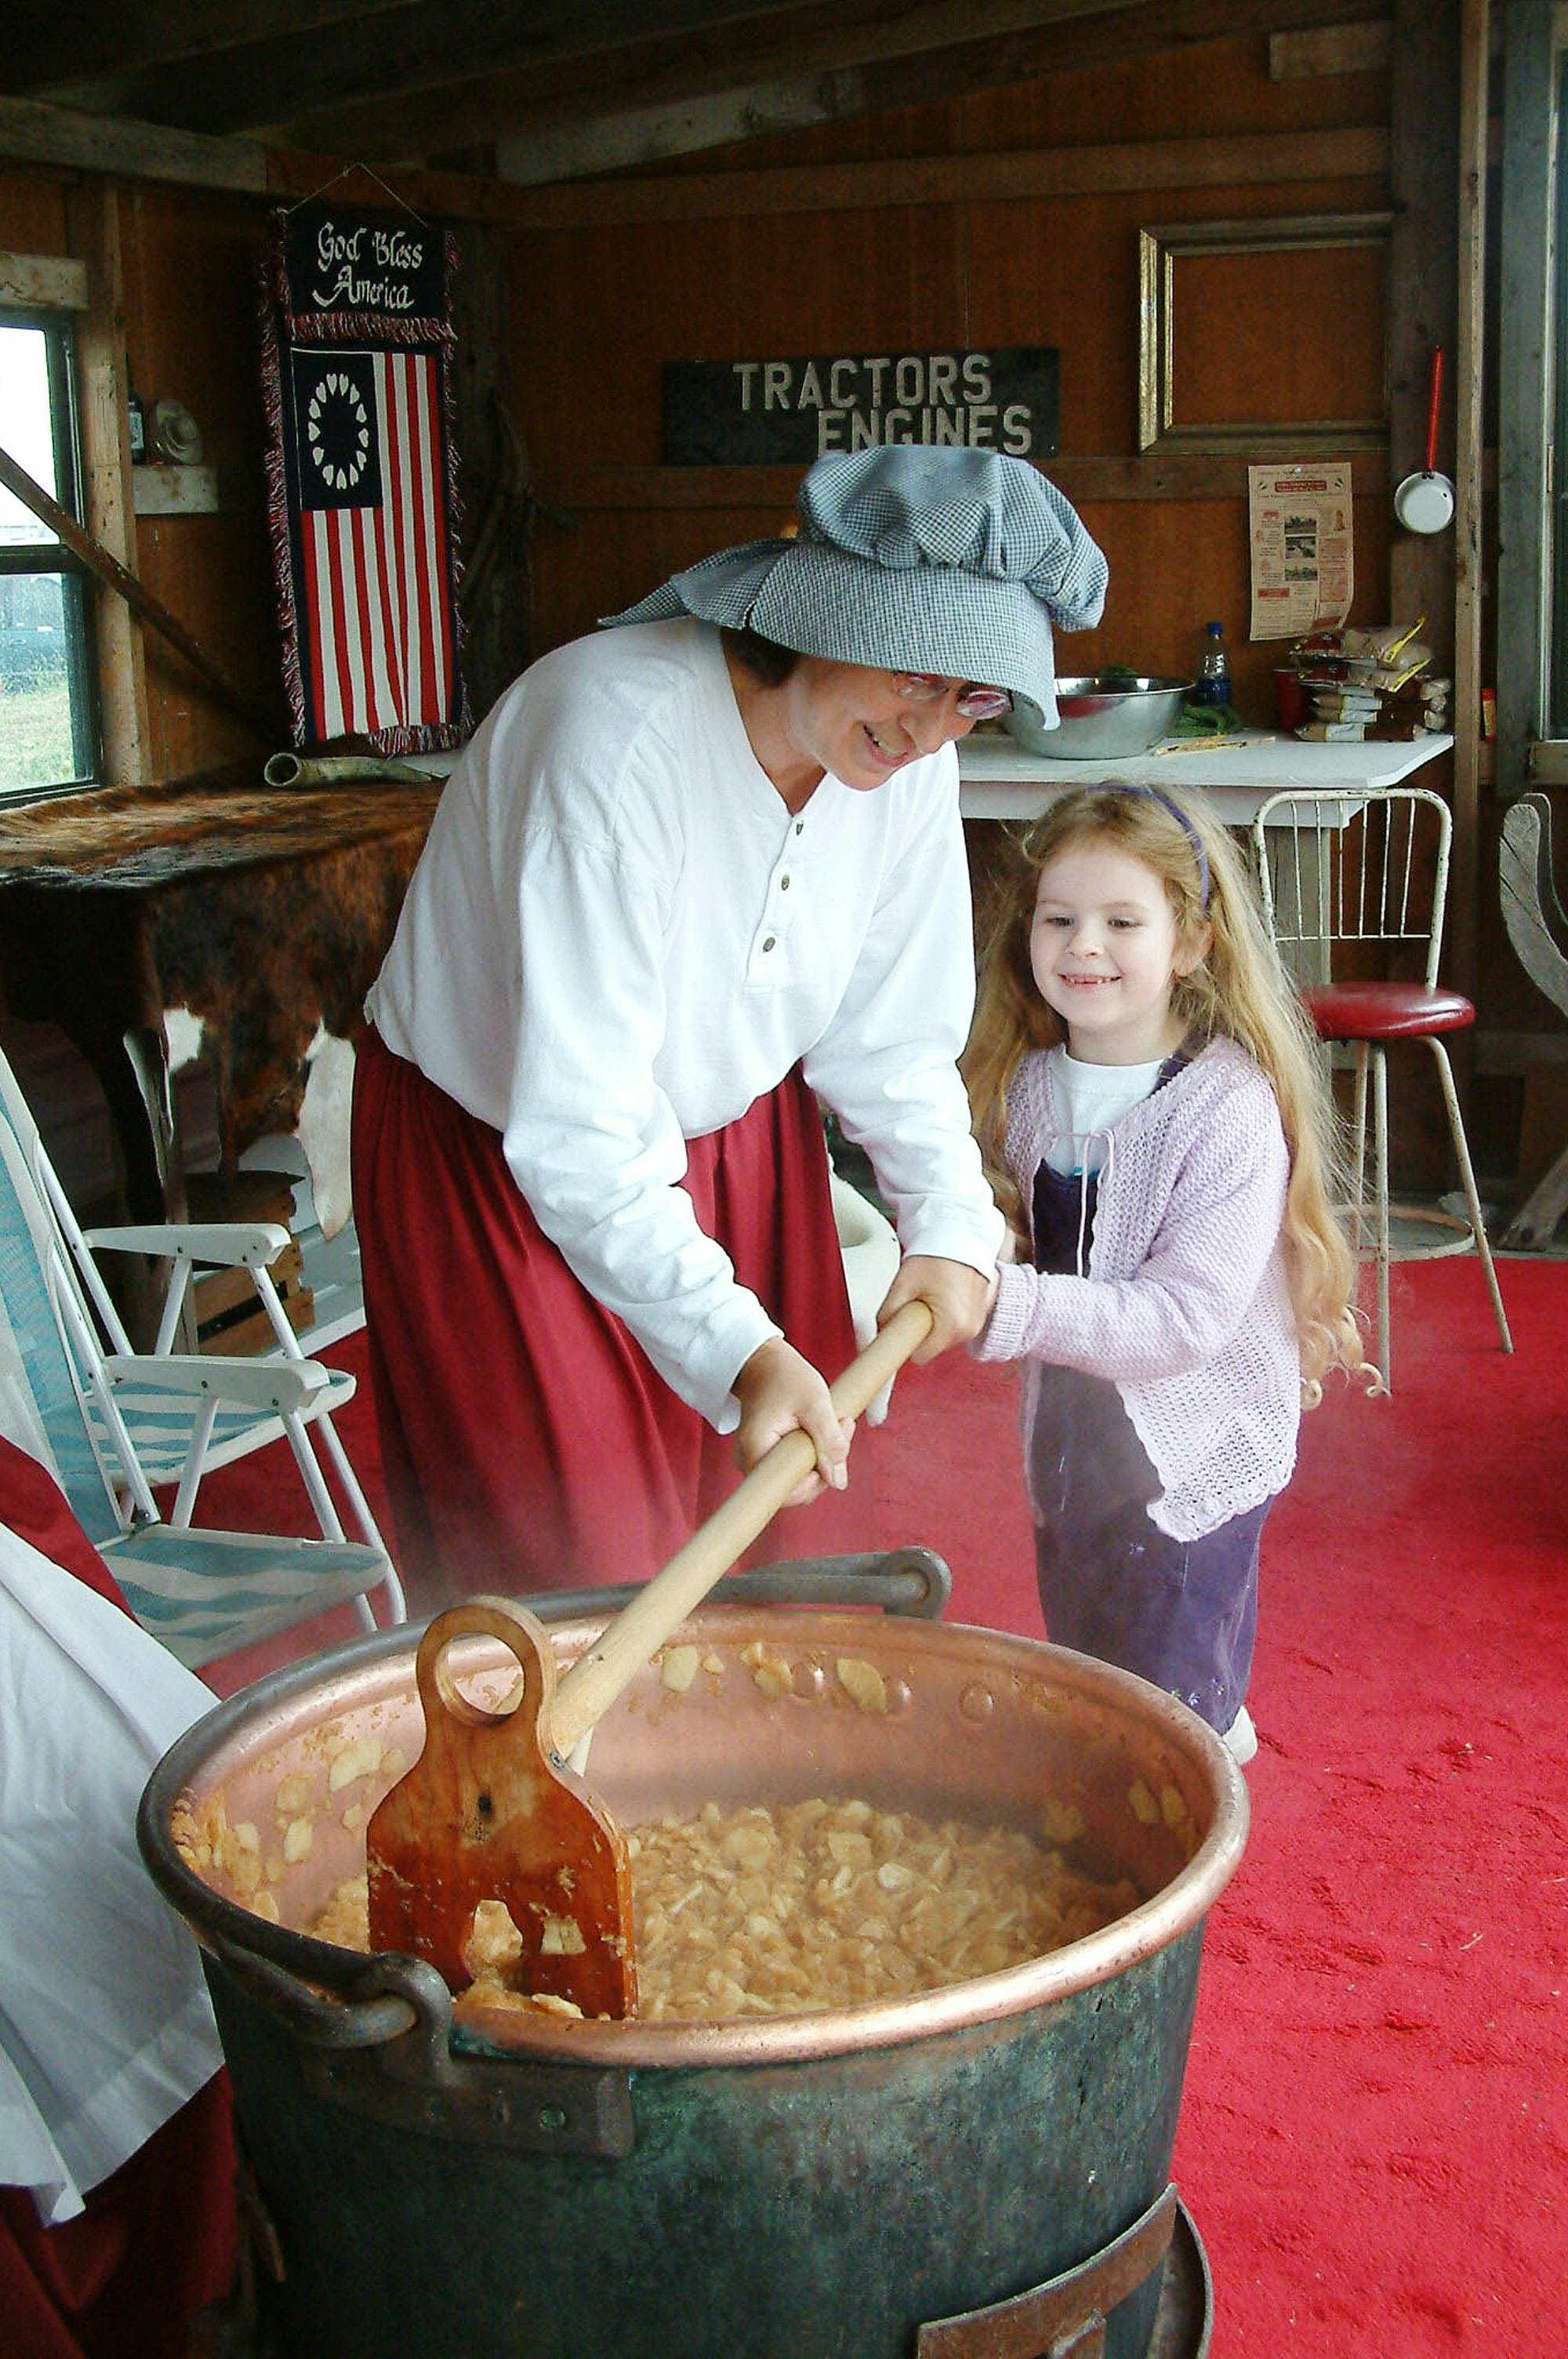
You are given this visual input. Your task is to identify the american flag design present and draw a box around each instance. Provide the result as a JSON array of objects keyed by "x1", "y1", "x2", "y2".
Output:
[{"x1": 286, "y1": 344, "x2": 458, "y2": 743}]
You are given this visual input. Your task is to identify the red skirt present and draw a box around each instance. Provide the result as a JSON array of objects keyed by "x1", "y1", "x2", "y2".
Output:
[{"x1": 350, "y1": 1030, "x2": 866, "y2": 1613}]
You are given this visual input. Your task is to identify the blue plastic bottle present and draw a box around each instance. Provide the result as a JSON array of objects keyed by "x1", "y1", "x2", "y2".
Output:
[{"x1": 1194, "y1": 620, "x2": 1231, "y2": 706}]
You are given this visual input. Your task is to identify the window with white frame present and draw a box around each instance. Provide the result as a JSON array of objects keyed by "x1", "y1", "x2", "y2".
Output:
[{"x1": 0, "y1": 305, "x2": 100, "y2": 798}]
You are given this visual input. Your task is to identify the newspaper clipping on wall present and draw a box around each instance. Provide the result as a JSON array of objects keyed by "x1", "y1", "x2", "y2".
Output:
[{"x1": 1247, "y1": 463, "x2": 1354, "y2": 641}]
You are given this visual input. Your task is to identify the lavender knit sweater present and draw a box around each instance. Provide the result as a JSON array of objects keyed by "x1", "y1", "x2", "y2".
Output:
[{"x1": 974, "y1": 1037, "x2": 1301, "y2": 1540}]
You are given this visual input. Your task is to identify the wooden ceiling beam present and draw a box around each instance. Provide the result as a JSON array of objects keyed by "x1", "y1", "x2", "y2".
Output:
[
  {"x1": 492, "y1": 0, "x2": 1392, "y2": 182},
  {"x1": 282, "y1": 0, "x2": 1386, "y2": 174},
  {"x1": 0, "y1": 95, "x2": 267, "y2": 192},
  {"x1": 262, "y1": 0, "x2": 1134, "y2": 158},
  {"x1": 0, "y1": 91, "x2": 1382, "y2": 224},
  {"x1": 32, "y1": 0, "x2": 855, "y2": 140},
  {"x1": 1, "y1": 1, "x2": 413, "y2": 96},
  {"x1": 495, "y1": 123, "x2": 1389, "y2": 225}
]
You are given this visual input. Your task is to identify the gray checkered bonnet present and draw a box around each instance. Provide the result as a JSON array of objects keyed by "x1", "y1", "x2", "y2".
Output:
[{"x1": 601, "y1": 447, "x2": 1107, "y2": 729}]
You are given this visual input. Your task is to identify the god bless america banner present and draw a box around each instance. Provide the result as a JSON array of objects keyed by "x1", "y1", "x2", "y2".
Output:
[{"x1": 260, "y1": 204, "x2": 466, "y2": 753}]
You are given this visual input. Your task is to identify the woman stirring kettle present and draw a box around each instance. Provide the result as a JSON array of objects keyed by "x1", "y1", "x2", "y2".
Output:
[{"x1": 351, "y1": 445, "x2": 1107, "y2": 1613}]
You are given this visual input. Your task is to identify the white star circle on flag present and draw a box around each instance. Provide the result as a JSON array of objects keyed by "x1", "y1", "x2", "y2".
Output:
[{"x1": 305, "y1": 370, "x2": 372, "y2": 493}]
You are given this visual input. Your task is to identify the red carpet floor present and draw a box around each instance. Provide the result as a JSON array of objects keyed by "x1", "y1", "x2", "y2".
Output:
[{"x1": 197, "y1": 1253, "x2": 1568, "y2": 2357}]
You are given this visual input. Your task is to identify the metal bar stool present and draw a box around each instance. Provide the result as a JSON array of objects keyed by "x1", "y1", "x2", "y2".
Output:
[{"x1": 1252, "y1": 785, "x2": 1512, "y2": 1392}]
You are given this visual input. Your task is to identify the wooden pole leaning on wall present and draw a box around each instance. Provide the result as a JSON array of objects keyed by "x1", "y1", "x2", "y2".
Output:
[
  {"x1": 64, "y1": 181, "x2": 149, "y2": 787},
  {"x1": 1450, "y1": 0, "x2": 1491, "y2": 1008},
  {"x1": 0, "y1": 444, "x2": 278, "y2": 746},
  {"x1": 1388, "y1": 0, "x2": 1468, "y2": 1012}
]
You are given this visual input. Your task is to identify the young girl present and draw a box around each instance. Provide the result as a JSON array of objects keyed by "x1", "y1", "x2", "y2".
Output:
[{"x1": 964, "y1": 783, "x2": 1366, "y2": 1763}]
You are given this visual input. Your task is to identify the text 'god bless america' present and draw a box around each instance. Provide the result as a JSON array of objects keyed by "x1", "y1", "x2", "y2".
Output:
[{"x1": 663, "y1": 349, "x2": 1060, "y2": 466}]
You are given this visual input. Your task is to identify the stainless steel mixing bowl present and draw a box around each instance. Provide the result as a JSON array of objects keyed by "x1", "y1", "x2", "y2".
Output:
[{"x1": 1006, "y1": 676, "x2": 1193, "y2": 759}]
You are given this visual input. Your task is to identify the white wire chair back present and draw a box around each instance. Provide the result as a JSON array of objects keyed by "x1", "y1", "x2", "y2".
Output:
[{"x1": 1251, "y1": 786, "x2": 1451, "y2": 994}]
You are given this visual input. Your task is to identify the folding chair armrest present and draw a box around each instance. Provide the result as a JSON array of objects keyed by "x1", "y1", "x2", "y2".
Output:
[
  {"x1": 85, "y1": 1220, "x2": 296, "y2": 1269},
  {"x1": 102, "y1": 1352, "x2": 332, "y2": 1413}
]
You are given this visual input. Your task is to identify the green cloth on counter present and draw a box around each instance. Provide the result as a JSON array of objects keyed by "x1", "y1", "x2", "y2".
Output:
[{"x1": 1171, "y1": 701, "x2": 1243, "y2": 736}]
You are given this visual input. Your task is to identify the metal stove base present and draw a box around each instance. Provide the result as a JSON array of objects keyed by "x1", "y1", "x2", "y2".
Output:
[
  {"x1": 196, "y1": 2196, "x2": 1216, "y2": 2359},
  {"x1": 1149, "y1": 2202, "x2": 1213, "y2": 2359}
]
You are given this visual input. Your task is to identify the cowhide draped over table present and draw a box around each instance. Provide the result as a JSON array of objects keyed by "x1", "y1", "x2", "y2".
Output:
[{"x1": 0, "y1": 768, "x2": 441, "y2": 1227}]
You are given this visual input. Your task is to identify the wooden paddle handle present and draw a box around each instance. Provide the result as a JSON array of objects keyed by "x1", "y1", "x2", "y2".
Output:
[{"x1": 548, "y1": 1297, "x2": 935, "y2": 1758}]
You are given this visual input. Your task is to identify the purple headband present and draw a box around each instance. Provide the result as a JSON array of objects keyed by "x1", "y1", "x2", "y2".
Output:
[{"x1": 1112, "y1": 783, "x2": 1210, "y2": 912}]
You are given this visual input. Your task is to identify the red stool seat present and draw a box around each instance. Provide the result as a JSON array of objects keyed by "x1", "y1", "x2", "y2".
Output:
[{"x1": 1305, "y1": 981, "x2": 1475, "y2": 1041}]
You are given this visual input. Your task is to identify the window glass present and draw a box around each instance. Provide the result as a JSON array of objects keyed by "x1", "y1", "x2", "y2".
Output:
[
  {"x1": 0, "y1": 325, "x2": 61, "y2": 528},
  {"x1": 0, "y1": 311, "x2": 98, "y2": 797}
]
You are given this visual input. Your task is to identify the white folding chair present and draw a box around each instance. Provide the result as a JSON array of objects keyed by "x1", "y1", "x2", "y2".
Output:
[
  {"x1": 0, "y1": 1052, "x2": 404, "y2": 1668},
  {"x1": 1252, "y1": 785, "x2": 1512, "y2": 1391},
  {"x1": 2, "y1": 1035, "x2": 395, "y2": 1549}
]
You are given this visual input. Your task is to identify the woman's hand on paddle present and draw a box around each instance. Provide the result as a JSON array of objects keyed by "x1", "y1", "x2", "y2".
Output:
[
  {"x1": 731, "y1": 1336, "x2": 854, "y2": 1504},
  {"x1": 878, "y1": 1254, "x2": 995, "y2": 1361}
]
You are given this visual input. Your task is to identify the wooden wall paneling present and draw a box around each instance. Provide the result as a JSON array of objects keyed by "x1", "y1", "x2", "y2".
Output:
[
  {"x1": 1270, "y1": 24, "x2": 1394, "y2": 80},
  {"x1": 0, "y1": 166, "x2": 72, "y2": 255},
  {"x1": 118, "y1": 185, "x2": 285, "y2": 777},
  {"x1": 132, "y1": 514, "x2": 274, "y2": 774},
  {"x1": 451, "y1": 218, "x2": 535, "y2": 717},
  {"x1": 928, "y1": 21, "x2": 1390, "y2": 166},
  {"x1": 1386, "y1": 11, "x2": 1460, "y2": 669},
  {"x1": 550, "y1": 453, "x2": 1395, "y2": 510},
  {"x1": 1066, "y1": 485, "x2": 1391, "y2": 695},
  {"x1": 509, "y1": 80, "x2": 1392, "y2": 708},
  {"x1": 64, "y1": 181, "x2": 151, "y2": 787},
  {"x1": 960, "y1": 175, "x2": 1390, "y2": 452},
  {"x1": 1149, "y1": 224, "x2": 1389, "y2": 443},
  {"x1": 955, "y1": 191, "x2": 1137, "y2": 453}
]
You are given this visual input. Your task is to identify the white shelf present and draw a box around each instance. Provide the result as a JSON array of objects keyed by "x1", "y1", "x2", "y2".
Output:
[{"x1": 957, "y1": 730, "x2": 1455, "y2": 823}]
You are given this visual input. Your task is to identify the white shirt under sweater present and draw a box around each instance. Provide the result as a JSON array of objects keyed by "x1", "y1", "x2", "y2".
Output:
[
  {"x1": 372, "y1": 619, "x2": 1004, "y2": 1427},
  {"x1": 975, "y1": 1038, "x2": 1301, "y2": 1540},
  {"x1": 1044, "y1": 1048, "x2": 1166, "y2": 1178}
]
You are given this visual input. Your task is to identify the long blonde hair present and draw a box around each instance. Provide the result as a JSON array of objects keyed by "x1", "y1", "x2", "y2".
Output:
[{"x1": 963, "y1": 783, "x2": 1366, "y2": 1394}]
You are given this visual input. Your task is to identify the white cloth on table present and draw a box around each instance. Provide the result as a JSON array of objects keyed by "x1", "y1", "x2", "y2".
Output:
[
  {"x1": 372, "y1": 618, "x2": 1003, "y2": 1427},
  {"x1": 0, "y1": 1521, "x2": 223, "y2": 2225}
]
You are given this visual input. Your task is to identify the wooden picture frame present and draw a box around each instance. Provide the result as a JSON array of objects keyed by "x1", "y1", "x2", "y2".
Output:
[{"x1": 1138, "y1": 213, "x2": 1394, "y2": 455}]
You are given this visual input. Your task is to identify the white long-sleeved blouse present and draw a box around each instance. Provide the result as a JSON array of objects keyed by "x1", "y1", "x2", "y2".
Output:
[{"x1": 372, "y1": 619, "x2": 1004, "y2": 1425}]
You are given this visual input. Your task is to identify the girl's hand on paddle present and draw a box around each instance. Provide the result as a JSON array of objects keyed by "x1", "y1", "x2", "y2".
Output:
[
  {"x1": 878, "y1": 1255, "x2": 994, "y2": 1361},
  {"x1": 731, "y1": 1337, "x2": 854, "y2": 1504}
]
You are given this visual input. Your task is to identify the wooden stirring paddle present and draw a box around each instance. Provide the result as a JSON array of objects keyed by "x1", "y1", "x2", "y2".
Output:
[
  {"x1": 365, "y1": 1594, "x2": 640, "y2": 2014},
  {"x1": 365, "y1": 1298, "x2": 934, "y2": 2018}
]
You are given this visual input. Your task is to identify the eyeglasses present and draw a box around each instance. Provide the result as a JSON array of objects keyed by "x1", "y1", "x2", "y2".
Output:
[{"x1": 893, "y1": 671, "x2": 1014, "y2": 722}]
